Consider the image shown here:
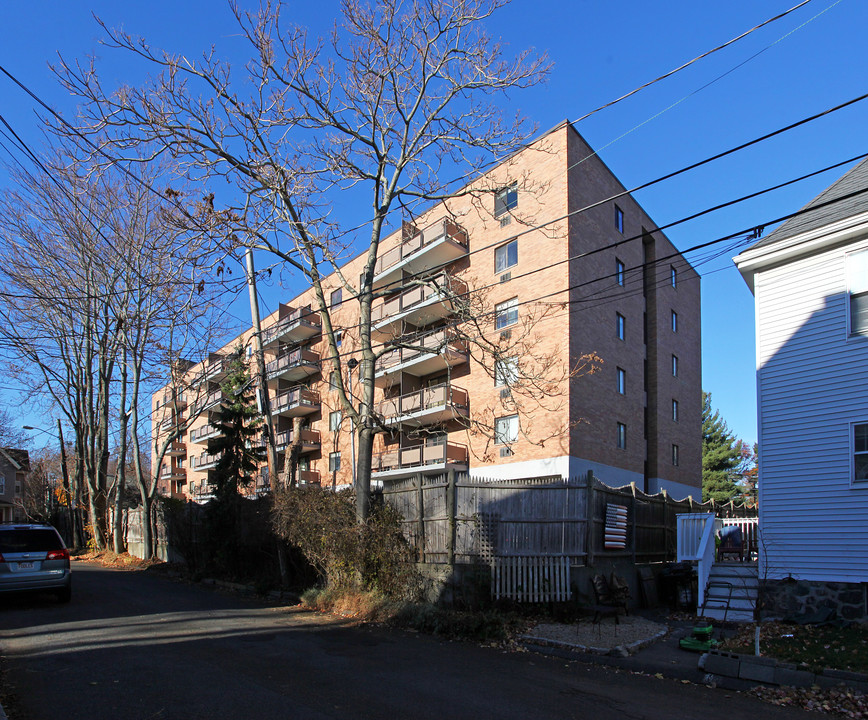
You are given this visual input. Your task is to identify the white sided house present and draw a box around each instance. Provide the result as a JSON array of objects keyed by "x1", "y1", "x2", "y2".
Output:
[{"x1": 734, "y1": 157, "x2": 868, "y2": 620}]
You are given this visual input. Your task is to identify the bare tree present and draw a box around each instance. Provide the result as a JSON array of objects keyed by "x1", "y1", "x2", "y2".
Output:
[{"x1": 57, "y1": 0, "x2": 550, "y2": 519}]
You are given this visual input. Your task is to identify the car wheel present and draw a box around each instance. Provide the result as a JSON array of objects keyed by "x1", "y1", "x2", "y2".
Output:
[{"x1": 56, "y1": 586, "x2": 71, "y2": 603}]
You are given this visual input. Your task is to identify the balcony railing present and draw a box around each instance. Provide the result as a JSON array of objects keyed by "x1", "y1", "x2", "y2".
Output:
[
  {"x1": 274, "y1": 428, "x2": 321, "y2": 451},
  {"x1": 266, "y1": 347, "x2": 320, "y2": 382},
  {"x1": 271, "y1": 387, "x2": 320, "y2": 417},
  {"x1": 371, "y1": 273, "x2": 467, "y2": 336},
  {"x1": 159, "y1": 392, "x2": 188, "y2": 409},
  {"x1": 191, "y1": 355, "x2": 232, "y2": 386},
  {"x1": 375, "y1": 383, "x2": 469, "y2": 426},
  {"x1": 166, "y1": 441, "x2": 187, "y2": 456},
  {"x1": 189, "y1": 452, "x2": 223, "y2": 470},
  {"x1": 373, "y1": 218, "x2": 468, "y2": 289},
  {"x1": 190, "y1": 390, "x2": 226, "y2": 416},
  {"x1": 261, "y1": 305, "x2": 321, "y2": 346},
  {"x1": 298, "y1": 469, "x2": 321, "y2": 486},
  {"x1": 374, "y1": 329, "x2": 467, "y2": 385},
  {"x1": 371, "y1": 442, "x2": 468, "y2": 474},
  {"x1": 159, "y1": 466, "x2": 187, "y2": 480},
  {"x1": 190, "y1": 423, "x2": 221, "y2": 444}
]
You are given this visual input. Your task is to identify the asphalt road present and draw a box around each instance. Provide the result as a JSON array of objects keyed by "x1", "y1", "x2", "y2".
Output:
[{"x1": 0, "y1": 562, "x2": 813, "y2": 720}]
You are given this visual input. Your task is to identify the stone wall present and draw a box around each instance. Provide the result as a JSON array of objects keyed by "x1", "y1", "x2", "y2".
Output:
[{"x1": 762, "y1": 578, "x2": 866, "y2": 621}]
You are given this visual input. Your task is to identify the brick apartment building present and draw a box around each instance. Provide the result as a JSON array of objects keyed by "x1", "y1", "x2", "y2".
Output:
[{"x1": 153, "y1": 121, "x2": 702, "y2": 501}]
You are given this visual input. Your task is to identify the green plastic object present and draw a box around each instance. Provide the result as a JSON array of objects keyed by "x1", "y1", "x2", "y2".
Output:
[
  {"x1": 679, "y1": 636, "x2": 719, "y2": 652},
  {"x1": 692, "y1": 624, "x2": 714, "y2": 638}
]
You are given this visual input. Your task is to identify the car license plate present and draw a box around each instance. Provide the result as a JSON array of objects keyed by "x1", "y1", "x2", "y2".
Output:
[{"x1": 17, "y1": 562, "x2": 34, "y2": 570}]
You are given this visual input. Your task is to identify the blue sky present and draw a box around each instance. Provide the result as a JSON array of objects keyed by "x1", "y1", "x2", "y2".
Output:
[{"x1": 1, "y1": 0, "x2": 866, "y2": 447}]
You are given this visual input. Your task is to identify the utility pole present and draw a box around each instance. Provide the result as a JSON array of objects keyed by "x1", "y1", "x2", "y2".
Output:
[{"x1": 244, "y1": 248, "x2": 279, "y2": 493}]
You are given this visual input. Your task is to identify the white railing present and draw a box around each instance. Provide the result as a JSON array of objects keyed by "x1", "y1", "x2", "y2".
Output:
[
  {"x1": 676, "y1": 513, "x2": 722, "y2": 610},
  {"x1": 722, "y1": 517, "x2": 758, "y2": 559}
]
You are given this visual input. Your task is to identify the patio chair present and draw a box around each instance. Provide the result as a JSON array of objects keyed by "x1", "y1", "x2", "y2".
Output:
[{"x1": 589, "y1": 573, "x2": 630, "y2": 624}]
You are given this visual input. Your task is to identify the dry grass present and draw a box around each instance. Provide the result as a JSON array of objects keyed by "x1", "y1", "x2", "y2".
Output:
[{"x1": 73, "y1": 550, "x2": 162, "y2": 571}]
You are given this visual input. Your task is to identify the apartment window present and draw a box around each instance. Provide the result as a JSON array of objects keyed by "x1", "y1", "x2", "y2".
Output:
[
  {"x1": 617, "y1": 422, "x2": 627, "y2": 450},
  {"x1": 616, "y1": 258, "x2": 625, "y2": 286},
  {"x1": 0, "y1": 475, "x2": 5, "y2": 495},
  {"x1": 329, "y1": 410, "x2": 342, "y2": 432},
  {"x1": 672, "y1": 354, "x2": 679, "y2": 377},
  {"x1": 330, "y1": 288, "x2": 342, "y2": 308},
  {"x1": 495, "y1": 298, "x2": 518, "y2": 330},
  {"x1": 672, "y1": 444, "x2": 680, "y2": 466},
  {"x1": 495, "y1": 240, "x2": 518, "y2": 273},
  {"x1": 672, "y1": 399, "x2": 679, "y2": 422},
  {"x1": 495, "y1": 356, "x2": 519, "y2": 387},
  {"x1": 177, "y1": 457, "x2": 185, "y2": 469},
  {"x1": 847, "y1": 249, "x2": 868, "y2": 336},
  {"x1": 615, "y1": 205, "x2": 624, "y2": 233},
  {"x1": 335, "y1": 331, "x2": 343, "y2": 349},
  {"x1": 494, "y1": 182, "x2": 518, "y2": 218},
  {"x1": 495, "y1": 414, "x2": 519, "y2": 445},
  {"x1": 617, "y1": 367, "x2": 626, "y2": 395},
  {"x1": 671, "y1": 265, "x2": 678, "y2": 289},
  {"x1": 616, "y1": 312, "x2": 625, "y2": 340},
  {"x1": 855, "y1": 423, "x2": 868, "y2": 482},
  {"x1": 329, "y1": 370, "x2": 339, "y2": 390},
  {"x1": 671, "y1": 310, "x2": 678, "y2": 333},
  {"x1": 329, "y1": 451, "x2": 341, "y2": 473}
]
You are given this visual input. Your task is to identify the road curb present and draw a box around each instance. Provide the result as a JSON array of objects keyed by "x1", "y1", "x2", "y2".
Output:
[{"x1": 700, "y1": 650, "x2": 868, "y2": 691}]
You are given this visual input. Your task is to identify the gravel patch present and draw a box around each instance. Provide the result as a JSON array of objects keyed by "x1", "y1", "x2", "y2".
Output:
[{"x1": 522, "y1": 616, "x2": 669, "y2": 656}]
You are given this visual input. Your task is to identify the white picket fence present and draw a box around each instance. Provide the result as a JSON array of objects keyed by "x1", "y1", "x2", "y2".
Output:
[{"x1": 491, "y1": 555, "x2": 571, "y2": 603}]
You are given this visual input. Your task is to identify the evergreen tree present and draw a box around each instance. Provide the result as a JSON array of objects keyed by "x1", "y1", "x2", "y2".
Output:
[
  {"x1": 701, "y1": 391, "x2": 741, "y2": 503},
  {"x1": 207, "y1": 349, "x2": 265, "y2": 502},
  {"x1": 204, "y1": 348, "x2": 265, "y2": 574}
]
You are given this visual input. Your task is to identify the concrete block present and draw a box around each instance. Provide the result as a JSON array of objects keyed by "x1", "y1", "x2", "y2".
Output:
[
  {"x1": 822, "y1": 668, "x2": 868, "y2": 683},
  {"x1": 703, "y1": 652, "x2": 741, "y2": 678},
  {"x1": 739, "y1": 656, "x2": 777, "y2": 684},
  {"x1": 774, "y1": 666, "x2": 814, "y2": 688}
]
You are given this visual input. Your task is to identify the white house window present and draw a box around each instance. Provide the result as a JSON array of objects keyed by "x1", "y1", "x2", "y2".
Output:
[
  {"x1": 854, "y1": 423, "x2": 868, "y2": 482},
  {"x1": 0, "y1": 475, "x2": 5, "y2": 495},
  {"x1": 494, "y1": 356, "x2": 519, "y2": 387},
  {"x1": 495, "y1": 415, "x2": 518, "y2": 445},
  {"x1": 495, "y1": 240, "x2": 518, "y2": 273},
  {"x1": 494, "y1": 183, "x2": 518, "y2": 218},
  {"x1": 847, "y1": 249, "x2": 868, "y2": 336},
  {"x1": 329, "y1": 410, "x2": 342, "y2": 432},
  {"x1": 495, "y1": 298, "x2": 518, "y2": 330}
]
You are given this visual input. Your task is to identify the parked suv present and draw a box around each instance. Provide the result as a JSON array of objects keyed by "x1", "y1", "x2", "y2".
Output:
[{"x1": 0, "y1": 524, "x2": 71, "y2": 602}]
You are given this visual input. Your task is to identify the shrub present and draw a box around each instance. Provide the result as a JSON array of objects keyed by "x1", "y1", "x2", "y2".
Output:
[{"x1": 272, "y1": 487, "x2": 419, "y2": 599}]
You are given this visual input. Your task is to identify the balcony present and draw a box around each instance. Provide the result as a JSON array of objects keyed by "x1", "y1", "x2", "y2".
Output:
[
  {"x1": 375, "y1": 383, "x2": 469, "y2": 427},
  {"x1": 189, "y1": 390, "x2": 226, "y2": 416},
  {"x1": 189, "y1": 451, "x2": 223, "y2": 471},
  {"x1": 192, "y1": 355, "x2": 232, "y2": 386},
  {"x1": 274, "y1": 428, "x2": 321, "y2": 454},
  {"x1": 271, "y1": 387, "x2": 320, "y2": 417},
  {"x1": 374, "y1": 329, "x2": 468, "y2": 387},
  {"x1": 190, "y1": 423, "x2": 221, "y2": 444},
  {"x1": 266, "y1": 347, "x2": 320, "y2": 384},
  {"x1": 159, "y1": 416, "x2": 182, "y2": 432},
  {"x1": 159, "y1": 391, "x2": 187, "y2": 410},
  {"x1": 159, "y1": 466, "x2": 187, "y2": 481},
  {"x1": 261, "y1": 305, "x2": 321, "y2": 347},
  {"x1": 371, "y1": 273, "x2": 467, "y2": 339},
  {"x1": 298, "y1": 469, "x2": 321, "y2": 486},
  {"x1": 166, "y1": 441, "x2": 187, "y2": 456},
  {"x1": 373, "y1": 218, "x2": 468, "y2": 291},
  {"x1": 371, "y1": 442, "x2": 468, "y2": 480}
]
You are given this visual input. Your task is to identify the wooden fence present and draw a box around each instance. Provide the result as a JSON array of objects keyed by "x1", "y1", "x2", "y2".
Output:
[{"x1": 381, "y1": 470, "x2": 755, "y2": 568}]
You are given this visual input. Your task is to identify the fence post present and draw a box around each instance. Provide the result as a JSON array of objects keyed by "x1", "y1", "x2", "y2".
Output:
[
  {"x1": 415, "y1": 474, "x2": 425, "y2": 563},
  {"x1": 585, "y1": 470, "x2": 595, "y2": 567},
  {"x1": 446, "y1": 469, "x2": 456, "y2": 566}
]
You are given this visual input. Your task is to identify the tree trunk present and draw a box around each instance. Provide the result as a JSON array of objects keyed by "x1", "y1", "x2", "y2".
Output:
[{"x1": 355, "y1": 426, "x2": 374, "y2": 522}]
